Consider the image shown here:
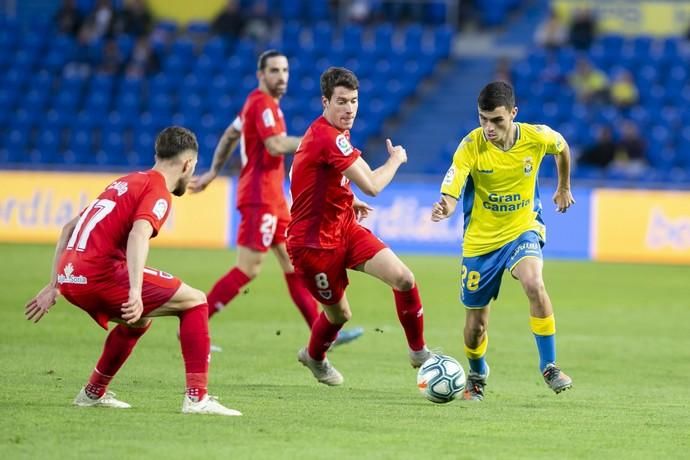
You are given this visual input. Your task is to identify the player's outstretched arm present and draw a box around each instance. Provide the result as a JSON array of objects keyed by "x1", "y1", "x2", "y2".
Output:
[
  {"x1": 343, "y1": 138, "x2": 407, "y2": 197},
  {"x1": 431, "y1": 194, "x2": 458, "y2": 222},
  {"x1": 189, "y1": 123, "x2": 242, "y2": 193},
  {"x1": 264, "y1": 134, "x2": 302, "y2": 156},
  {"x1": 122, "y1": 220, "x2": 154, "y2": 324},
  {"x1": 25, "y1": 215, "x2": 79, "y2": 322},
  {"x1": 553, "y1": 143, "x2": 575, "y2": 213}
]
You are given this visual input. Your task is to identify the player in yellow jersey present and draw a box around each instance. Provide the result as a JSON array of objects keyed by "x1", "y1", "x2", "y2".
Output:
[{"x1": 431, "y1": 81, "x2": 574, "y2": 400}]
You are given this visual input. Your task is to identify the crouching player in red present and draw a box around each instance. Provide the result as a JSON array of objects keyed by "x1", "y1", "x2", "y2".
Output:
[
  {"x1": 24, "y1": 126, "x2": 241, "y2": 415},
  {"x1": 287, "y1": 67, "x2": 431, "y2": 385}
]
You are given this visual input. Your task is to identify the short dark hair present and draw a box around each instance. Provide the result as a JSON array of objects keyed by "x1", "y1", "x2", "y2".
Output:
[
  {"x1": 257, "y1": 49, "x2": 285, "y2": 71},
  {"x1": 478, "y1": 81, "x2": 515, "y2": 111},
  {"x1": 155, "y1": 126, "x2": 198, "y2": 159},
  {"x1": 320, "y1": 67, "x2": 359, "y2": 100}
]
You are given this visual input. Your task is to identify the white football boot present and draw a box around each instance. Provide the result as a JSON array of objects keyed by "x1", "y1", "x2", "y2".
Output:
[
  {"x1": 73, "y1": 388, "x2": 131, "y2": 408},
  {"x1": 297, "y1": 347, "x2": 344, "y2": 386},
  {"x1": 182, "y1": 394, "x2": 242, "y2": 416}
]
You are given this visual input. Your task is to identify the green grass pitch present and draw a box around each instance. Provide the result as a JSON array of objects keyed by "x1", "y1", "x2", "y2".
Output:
[{"x1": 1, "y1": 243, "x2": 689, "y2": 459}]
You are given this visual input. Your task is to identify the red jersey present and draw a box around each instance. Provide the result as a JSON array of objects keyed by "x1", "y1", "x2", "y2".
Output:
[
  {"x1": 287, "y1": 116, "x2": 361, "y2": 249},
  {"x1": 236, "y1": 88, "x2": 287, "y2": 208},
  {"x1": 59, "y1": 170, "x2": 172, "y2": 282}
]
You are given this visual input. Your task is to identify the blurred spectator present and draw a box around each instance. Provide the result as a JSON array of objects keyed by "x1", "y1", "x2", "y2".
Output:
[
  {"x1": 609, "y1": 69, "x2": 639, "y2": 109},
  {"x1": 612, "y1": 121, "x2": 647, "y2": 175},
  {"x1": 569, "y1": 58, "x2": 609, "y2": 104},
  {"x1": 243, "y1": 0, "x2": 273, "y2": 43},
  {"x1": 212, "y1": 0, "x2": 245, "y2": 39},
  {"x1": 55, "y1": 0, "x2": 83, "y2": 36},
  {"x1": 125, "y1": 36, "x2": 159, "y2": 77},
  {"x1": 97, "y1": 38, "x2": 125, "y2": 75},
  {"x1": 347, "y1": 0, "x2": 372, "y2": 24},
  {"x1": 578, "y1": 125, "x2": 616, "y2": 168},
  {"x1": 568, "y1": 8, "x2": 596, "y2": 50},
  {"x1": 114, "y1": 0, "x2": 153, "y2": 37},
  {"x1": 534, "y1": 8, "x2": 567, "y2": 50},
  {"x1": 81, "y1": 0, "x2": 115, "y2": 43}
]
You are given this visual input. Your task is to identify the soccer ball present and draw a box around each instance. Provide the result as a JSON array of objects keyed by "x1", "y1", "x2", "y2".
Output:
[{"x1": 416, "y1": 354, "x2": 466, "y2": 404}]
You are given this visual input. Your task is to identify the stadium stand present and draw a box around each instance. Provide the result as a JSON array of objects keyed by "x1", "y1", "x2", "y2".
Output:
[
  {"x1": 511, "y1": 34, "x2": 690, "y2": 184},
  {"x1": 4, "y1": 0, "x2": 688, "y2": 186},
  {"x1": 0, "y1": 2, "x2": 453, "y2": 172}
]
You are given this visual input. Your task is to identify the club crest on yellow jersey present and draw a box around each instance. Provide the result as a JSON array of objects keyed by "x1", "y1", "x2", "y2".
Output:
[{"x1": 523, "y1": 157, "x2": 533, "y2": 175}]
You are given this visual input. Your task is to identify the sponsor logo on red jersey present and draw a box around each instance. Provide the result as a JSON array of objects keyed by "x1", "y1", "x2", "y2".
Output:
[{"x1": 57, "y1": 262, "x2": 88, "y2": 285}]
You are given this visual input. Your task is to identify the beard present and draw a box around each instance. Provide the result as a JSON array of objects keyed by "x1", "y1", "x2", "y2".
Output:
[{"x1": 269, "y1": 82, "x2": 287, "y2": 98}]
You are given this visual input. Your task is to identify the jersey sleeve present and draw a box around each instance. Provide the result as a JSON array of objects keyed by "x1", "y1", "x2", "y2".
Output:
[
  {"x1": 251, "y1": 98, "x2": 285, "y2": 141},
  {"x1": 133, "y1": 181, "x2": 171, "y2": 237},
  {"x1": 323, "y1": 130, "x2": 361, "y2": 172},
  {"x1": 440, "y1": 136, "x2": 475, "y2": 199},
  {"x1": 537, "y1": 124, "x2": 567, "y2": 155}
]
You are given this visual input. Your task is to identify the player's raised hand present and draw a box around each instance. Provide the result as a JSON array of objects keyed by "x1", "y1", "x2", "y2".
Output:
[
  {"x1": 25, "y1": 284, "x2": 59, "y2": 323},
  {"x1": 431, "y1": 199, "x2": 450, "y2": 222},
  {"x1": 386, "y1": 138, "x2": 407, "y2": 164},
  {"x1": 188, "y1": 171, "x2": 217, "y2": 194},
  {"x1": 353, "y1": 198, "x2": 373, "y2": 222},
  {"x1": 552, "y1": 188, "x2": 575, "y2": 213},
  {"x1": 121, "y1": 290, "x2": 144, "y2": 324}
]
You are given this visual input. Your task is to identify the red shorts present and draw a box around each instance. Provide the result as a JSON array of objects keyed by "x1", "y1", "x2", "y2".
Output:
[
  {"x1": 237, "y1": 204, "x2": 290, "y2": 252},
  {"x1": 287, "y1": 223, "x2": 387, "y2": 305},
  {"x1": 58, "y1": 260, "x2": 182, "y2": 330}
]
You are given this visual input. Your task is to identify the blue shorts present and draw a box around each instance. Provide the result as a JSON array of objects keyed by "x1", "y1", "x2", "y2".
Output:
[{"x1": 460, "y1": 231, "x2": 544, "y2": 308}]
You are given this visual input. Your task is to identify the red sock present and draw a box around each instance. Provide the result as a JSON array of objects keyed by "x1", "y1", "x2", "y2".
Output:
[
  {"x1": 85, "y1": 322, "x2": 151, "y2": 398},
  {"x1": 207, "y1": 267, "x2": 251, "y2": 318},
  {"x1": 394, "y1": 284, "x2": 426, "y2": 351},
  {"x1": 308, "y1": 312, "x2": 343, "y2": 361},
  {"x1": 179, "y1": 304, "x2": 210, "y2": 401},
  {"x1": 284, "y1": 272, "x2": 319, "y2": 328}
]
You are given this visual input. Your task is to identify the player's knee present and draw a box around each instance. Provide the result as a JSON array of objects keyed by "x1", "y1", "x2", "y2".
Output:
[
  {"x1": 325, "y1": 303, "x2": 351, "y2": 324},
  {"x1": 239, "y1": 263, "x2": 261, "y2": 279},
  {"x1": 336, "y1": 309, "x2": 352, "y2": 323},
  {"x1": 465, "y1": 322, "x2": 487, "y2": 339},
  {"x1": 179, "y1": 287, "x2": 207, "y2": 310},
  {"x1": 522, "y1": 277, "x2": 546, "y2": 300},
  {"x1": 392, "y1": 268, "x2": 415, "y2": 291}
]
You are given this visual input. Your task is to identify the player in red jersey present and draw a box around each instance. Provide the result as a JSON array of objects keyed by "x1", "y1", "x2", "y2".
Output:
[
  {"x1": 190, "y1": 50, "x2": 362, "y2": 348},
  {"x1": 287, "y1": 67, "x2": 431, "y2": 385},
  {"x1": 24, "y1": 127, "x2": 241, "y2": 416}
]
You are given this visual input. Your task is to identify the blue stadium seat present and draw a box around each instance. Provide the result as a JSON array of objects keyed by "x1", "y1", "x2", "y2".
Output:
[
  {"x1": 306, "y1": 0, "x2": 330, "y2": 21},
  {"x1": 341, "y1": 24, "x2": 363, "y2": 56},
  {"x1": 433, "y1": 25, "x2": 453, "y2": 58},
  {"x1": 202, "y1": 37, "x2": 226, "y2": 61},
  {"x1": 280, "y1": 0, "x2": 303, "y2": 21},
  {"x1": 187, "y1": 21, "x2": 210, "y2": 35},
  {"x1": 155, "y1": 20, "x2": 178, "y2": 35},
  {"x1": 5, "y1": 126, "x2": 31, "y2": 154},
  {"x1": 425, "y1": 1, "x2": 447, "y2": 25},
  {"x1": 403, "y1": 24, "x2": 424, "y2": 55},
  {"x1": 0, "y1": 88, "x2": 19, "y2": 113},
  {"x1": 67, "y1": 127, "x2": 93, "y2": 161},
  {"x1": 312, "y1": 22, "x2": 333, "y2": 56},
  {"x1": 374, "y1": 23, "x2": 394, "y2": 55}
]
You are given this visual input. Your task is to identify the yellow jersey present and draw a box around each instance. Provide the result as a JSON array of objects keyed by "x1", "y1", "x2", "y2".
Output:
[{"x1": 440, "y1": 122, "x2": 566, "y2": 257}]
